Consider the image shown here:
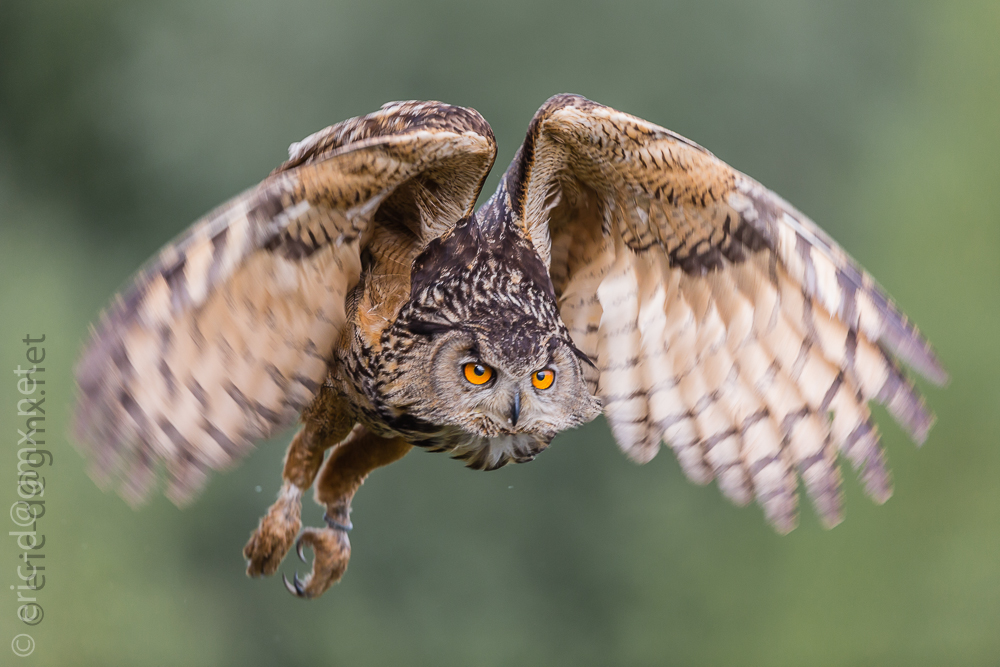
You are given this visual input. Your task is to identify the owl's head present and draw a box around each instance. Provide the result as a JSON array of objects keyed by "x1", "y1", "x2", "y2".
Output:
[
  {"x1": 395, "y1": 315, "x2": 601, "y2": 442},
  {"x1": 378, "y1": 213, "x2": 602, "y2": 467}
]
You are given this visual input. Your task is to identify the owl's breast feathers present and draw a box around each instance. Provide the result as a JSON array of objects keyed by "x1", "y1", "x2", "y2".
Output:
[{"x1": 350, "y1": 202, "x2": 585, "y2": 469}]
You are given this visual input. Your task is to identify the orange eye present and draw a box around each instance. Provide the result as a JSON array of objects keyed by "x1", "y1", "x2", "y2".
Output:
[
  {"x1": 463, "y1": 362, "x2": 493, "y2": 385},
  {"x1": 531, "y1": 368, "x2": 555, "y2": 390}
]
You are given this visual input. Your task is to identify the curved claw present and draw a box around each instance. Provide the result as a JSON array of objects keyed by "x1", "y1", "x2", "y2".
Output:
[
  {"x1": 296, "y1": 535, "x2": 308, "y2": 563},
  {"x1": 280, "y1": 527, "x2": 351, "y2": 599},
  {"x1": 282, "y1": 572, "x2": 306, "y2": 598}
]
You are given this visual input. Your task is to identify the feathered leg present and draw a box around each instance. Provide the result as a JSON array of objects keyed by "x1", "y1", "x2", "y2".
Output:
[
  {"x1": 284, "y1": 426, "x2": 411, "y2": 599},
  {"x1": 243, "y1": 390, "x2": 354, "y2": 578}
]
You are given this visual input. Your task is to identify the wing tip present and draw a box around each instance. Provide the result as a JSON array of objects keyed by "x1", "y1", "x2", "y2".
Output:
[
  {"x1": 759, "y1": 485, "x2": 799, "y2": 534},
  {"x1": 768, "y1": 515, "x2": 798, "y2": 536},
  {"x1": 878, "y1": 361, "x2": 938, "y2": 446},
  {"x1": 911, "y1": 410, "x2": 937, "y2": 448},
  {"x1": 621, "y1": 442, "x2": 661, "y2": 465},
  {"x1": 890, "y1": 326, "x2": 949, "y2": 388},
  {"x1": 917, "y1": 354, "x2": 949, "y2": 388},
  {"x1": 814, "y1": 492, "x2": 846, "y2": 531}
]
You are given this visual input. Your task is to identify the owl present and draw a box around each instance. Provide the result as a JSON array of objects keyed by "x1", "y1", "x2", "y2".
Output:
[{"x1": 74, "y1": 94, "x2": 946, "y2": 598}]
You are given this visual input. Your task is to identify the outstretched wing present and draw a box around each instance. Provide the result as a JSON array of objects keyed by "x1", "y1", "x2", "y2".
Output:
[
  {"x1": 500, "y1": 94, "x2": 945, "y2": 532},
  {"x1": 75, "y1": 101, "x2": 496, "y2": 506}
]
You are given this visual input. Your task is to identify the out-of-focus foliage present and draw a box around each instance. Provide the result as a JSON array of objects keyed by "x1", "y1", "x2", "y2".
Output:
[{"x1": 1, "y1": 1, "x2": 997, "y2": 665}]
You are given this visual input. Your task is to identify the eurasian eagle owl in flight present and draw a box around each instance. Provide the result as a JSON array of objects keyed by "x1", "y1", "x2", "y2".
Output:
[{"x1": 74, "y1": 95, "x2": 945, "y2": 598}]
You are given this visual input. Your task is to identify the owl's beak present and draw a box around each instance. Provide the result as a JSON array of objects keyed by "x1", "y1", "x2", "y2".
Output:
[{"x1": 510, "y1": 391, "x2": 521, "y2": 428}]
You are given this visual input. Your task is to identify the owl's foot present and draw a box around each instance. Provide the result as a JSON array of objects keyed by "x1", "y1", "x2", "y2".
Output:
[
  {"x1": 279, "y1": 429, "x2": 410, "y2": 599},
  {"x1": 283, "y1": 525, "x2": 351, "y2": 599},
  {"x1": 244, "y1": 483, "x2": 302, "y2": 577}
]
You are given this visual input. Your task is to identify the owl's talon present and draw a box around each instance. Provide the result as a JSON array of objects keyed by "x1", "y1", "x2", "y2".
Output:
[
  {"x1": 296, "y1": 539, "x2": 308, "y2": 563},
  {"x1": 282, "y1": 572, "x2": 306, "y2": 597},
  {"x1": 282, "y1": 527, "x2": 351, "y2": 599}
]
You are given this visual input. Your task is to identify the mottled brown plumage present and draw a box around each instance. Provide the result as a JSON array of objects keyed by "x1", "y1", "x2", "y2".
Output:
[{"x1": 74, "y1": 94, "x2": 945, "y2": 598}]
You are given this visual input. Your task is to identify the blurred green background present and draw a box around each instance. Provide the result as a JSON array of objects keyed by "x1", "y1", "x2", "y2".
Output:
[{"x1": 1, "y1": 1, "x2": 998, "y2": 665}]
